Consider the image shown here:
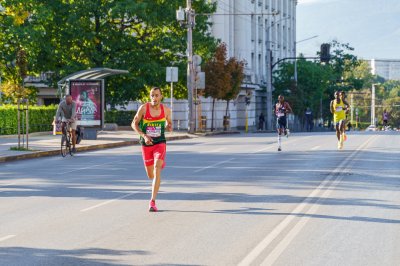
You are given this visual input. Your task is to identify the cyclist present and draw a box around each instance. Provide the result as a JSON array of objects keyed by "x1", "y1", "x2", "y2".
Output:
[
  {"x1": 55, "y1": 95, "x2": 77, "y2": 153},
  {"x1": 275, "y1": 95, "x2": 292, "y2": 151}
]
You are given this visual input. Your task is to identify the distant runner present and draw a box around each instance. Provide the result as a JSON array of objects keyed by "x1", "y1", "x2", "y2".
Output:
[
  {"x1": 330, "y1": 91, "x2": 348, "y2": 149},
  {"x1": 131, "y1": 87, "x2": 172, "y2": 212},
  {"x1": 274, "y1": 95, "x2": 292, "y2": 151},
  {"x1": 339, "y1": 90, "x2": 350, "y2": 141}
]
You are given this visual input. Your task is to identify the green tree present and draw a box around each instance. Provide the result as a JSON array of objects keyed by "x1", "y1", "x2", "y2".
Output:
[
  {"x1": 204, "y1": 43, "x2": 245, "y2": 131},
  {"x1": 273, "y1": 41, "x2": 373, "y2": 128},
  {"x1": 204, "y1": 43, "x2": 230, "y2": 130},
  {"x1": 0, "y1": 0, "x2": 218, "y2": 105}
]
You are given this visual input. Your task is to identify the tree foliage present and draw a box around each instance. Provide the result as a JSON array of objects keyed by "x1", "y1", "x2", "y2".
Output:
[
  {"x1": 204, "y1": 43, "x2": 245, "y2": 130},
  {"x1": 0, "y1": 0, "x2": 218, "y2": 105},
  {"x1": 273, "y1": 41, "x2": 374, "y2": 125}
]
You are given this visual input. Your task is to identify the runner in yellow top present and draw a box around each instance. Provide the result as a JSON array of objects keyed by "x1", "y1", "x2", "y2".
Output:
[{"x1": 330, "y1": 91, "x2": 348, "y2": 149}]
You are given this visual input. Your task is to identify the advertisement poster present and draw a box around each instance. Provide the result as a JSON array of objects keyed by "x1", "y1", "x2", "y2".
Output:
[{"x1": 70, "y1": 80, "x2": 102, "y2": 126}]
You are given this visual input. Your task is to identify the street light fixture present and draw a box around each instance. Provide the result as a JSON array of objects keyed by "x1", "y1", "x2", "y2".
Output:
[{"x1": 294, "y1": 35, "x2": 318, "y2": 83}]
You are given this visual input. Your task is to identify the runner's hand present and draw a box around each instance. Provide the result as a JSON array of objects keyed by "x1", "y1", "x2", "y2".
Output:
[{"x1": 144, "y1": 135, "x2": 153, "y2": 145}]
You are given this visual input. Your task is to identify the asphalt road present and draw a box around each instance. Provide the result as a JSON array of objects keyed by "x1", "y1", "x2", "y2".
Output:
[{"x1": 1, "y1": 131, "x2": 399, "y2": 266}]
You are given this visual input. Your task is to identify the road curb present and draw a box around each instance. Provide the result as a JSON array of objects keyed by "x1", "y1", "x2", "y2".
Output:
[{"x1": 0, "y1": 135, "x2": 191, "y2": 163}]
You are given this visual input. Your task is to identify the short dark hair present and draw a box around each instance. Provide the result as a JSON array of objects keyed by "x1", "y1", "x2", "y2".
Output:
[{"x1": 151, "y1": 87, "x2": 162, "y2": 94}]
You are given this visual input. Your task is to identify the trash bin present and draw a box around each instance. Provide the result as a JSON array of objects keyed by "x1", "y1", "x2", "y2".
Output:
[
  {"x1": 201, "y1": 116, "x2": 207, "y2": 131},
  {"x1": 223, "y1": 116, "x2": 230, "y2": 131}
]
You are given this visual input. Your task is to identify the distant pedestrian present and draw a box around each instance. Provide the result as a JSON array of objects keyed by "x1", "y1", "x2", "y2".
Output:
[
  {"x1": 383, "y1": 110, "x2": 389, "y2": 127},
  {"x1": 131, "y1": 87, "x2": 172, "y2": 212},
  {"x1": 305, "y1": 107, "x2": 313, "y2": 132},
  {"x1": 258, "y1": 112, "x2": 265, "y2": 131}
]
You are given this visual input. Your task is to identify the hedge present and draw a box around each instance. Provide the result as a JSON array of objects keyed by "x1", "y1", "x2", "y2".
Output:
[
  {"x1": 0, "y1": 105, "x2": 136, "y2": 135},
  {"x1": 0, "y1": 105, "x2": 57, "y2": 135},
  {"x1": 105, "y1": 110, "x2": 136, "y2": 126}
]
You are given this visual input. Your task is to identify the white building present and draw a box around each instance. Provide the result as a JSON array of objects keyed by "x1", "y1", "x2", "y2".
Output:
[
  {"x1": 206, "y1": 0, "x2": 297, "y2": 130},
  {"x1": 369, "y1": 59, "x2": 400, "y2": 81}
]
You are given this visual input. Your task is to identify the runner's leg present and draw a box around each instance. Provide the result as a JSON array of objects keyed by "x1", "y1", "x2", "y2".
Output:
[{"x1": 151, "y1": 159, "x2": 163, "y2": 201}]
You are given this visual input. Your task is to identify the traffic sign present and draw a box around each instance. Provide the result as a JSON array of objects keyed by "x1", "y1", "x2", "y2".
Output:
[{"x1": 166, "y1": 67, "x2": 178, "y2": 82}]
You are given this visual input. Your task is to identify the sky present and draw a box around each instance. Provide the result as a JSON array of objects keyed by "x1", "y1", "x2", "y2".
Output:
[{"x1": 296, "y1": 0, "x2": 400, "y2": 60}]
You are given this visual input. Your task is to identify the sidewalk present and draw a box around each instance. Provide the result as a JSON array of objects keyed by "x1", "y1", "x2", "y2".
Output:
[{"x1": 0, "y1": 130, "x2": 192, "y2": 163}]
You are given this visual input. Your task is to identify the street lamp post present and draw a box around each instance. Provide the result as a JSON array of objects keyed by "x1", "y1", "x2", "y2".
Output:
[
  {"x1": 371, "y1": 83, "x2": 378, "y2": 126},
  {"x1": 294, "y1": 35, "x2": 318, "y2": 84},
  {"x1": 266, "y1": 16, "x2": 291, "y2": 131}
]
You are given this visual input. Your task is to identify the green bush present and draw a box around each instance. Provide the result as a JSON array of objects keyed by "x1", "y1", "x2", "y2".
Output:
[
  {"x1": 105, "y1": 110, "x2": 136, "y2": 126},
  {"x1": 0, "y1": 104, "x2": 57, "y2": 135},
  {"x1": 0, "y1": 106, "x2": 137, "y2": 134}
]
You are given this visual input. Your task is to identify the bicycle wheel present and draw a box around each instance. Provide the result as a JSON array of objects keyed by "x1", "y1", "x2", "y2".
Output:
[{"x1": 61, "y1": 134, "x2": 68, "y2": 157}]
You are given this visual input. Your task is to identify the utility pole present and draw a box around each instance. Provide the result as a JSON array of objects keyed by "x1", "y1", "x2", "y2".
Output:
[
  {"x1": 267, "y1": 49, "x2": 273, "y2": 131},
  {"x1": 177, "y1": 1, "x2": 196, "y2": 134},
  {"x1": 186, "y1": 0, "x2": 196, "y2": 133},
  {"x1": 371, "y1": 83, "x2": 376, "y2": 126}
]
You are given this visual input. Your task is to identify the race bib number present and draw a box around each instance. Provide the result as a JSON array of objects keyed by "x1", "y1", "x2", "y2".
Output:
[
  {"x1": 277, "y1": 113, "x2": 285, "y2": 117},
  {"x1": 146, "y1": 126, "x2": 161, "y2": 137},
  {"x1": 336, "y1": 106, "x2": 343, "y2": 112}
]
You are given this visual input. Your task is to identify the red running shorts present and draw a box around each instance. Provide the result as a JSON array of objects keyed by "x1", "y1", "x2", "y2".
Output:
[{"x1": 141, "y1": 143, "x2": 166, "y2": 168}]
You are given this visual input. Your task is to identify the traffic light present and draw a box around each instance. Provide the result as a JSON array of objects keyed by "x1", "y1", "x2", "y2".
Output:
[
  {"x1": 245, "y1": 91, "x2": 251, "y2": 105},
  {"x1": 320, "y1": 43, "x2": 331, "y2": 63}
]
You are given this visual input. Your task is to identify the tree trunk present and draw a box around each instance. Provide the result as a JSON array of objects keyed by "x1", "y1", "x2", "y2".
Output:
[{"x1": 211, "y1": 98, "x2": 215, "y2": 132}]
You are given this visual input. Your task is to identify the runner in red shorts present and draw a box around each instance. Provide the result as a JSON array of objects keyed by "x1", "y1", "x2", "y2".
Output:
[{"x1": 132, "y1": 87, "x2": 172, "y2": 212}]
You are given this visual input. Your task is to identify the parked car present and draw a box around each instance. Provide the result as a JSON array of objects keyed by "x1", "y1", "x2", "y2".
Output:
[{"x1": 365, "y1": 125, "x2": 377, "y2": 131}]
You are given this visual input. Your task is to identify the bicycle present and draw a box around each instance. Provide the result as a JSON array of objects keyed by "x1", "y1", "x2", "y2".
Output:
[{"x1": 60, "y1": 121, "x2": 73, "y2": 157}]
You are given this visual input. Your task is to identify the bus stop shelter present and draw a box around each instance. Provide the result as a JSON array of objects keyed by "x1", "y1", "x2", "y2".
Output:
[{"x1": 57, "y1": 68, "x2": 129, "y2": 139}]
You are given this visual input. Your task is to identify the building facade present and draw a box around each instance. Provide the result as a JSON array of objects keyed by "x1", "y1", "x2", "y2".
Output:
[
  {"x1": 369, "y1": 59, "x2": 400, "y2": 81},
  {"x1": 209, "y1": 0, "x2": 297, "y2": 129}
]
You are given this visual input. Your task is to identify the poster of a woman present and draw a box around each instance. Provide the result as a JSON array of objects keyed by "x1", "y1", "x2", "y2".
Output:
[{"x1": 70, "y1": 80, "x2": 101, "y2": 126}]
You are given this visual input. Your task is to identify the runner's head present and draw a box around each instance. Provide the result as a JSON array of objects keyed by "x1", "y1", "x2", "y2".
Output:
[
  {"x1": 334, "y1": 91, "x2": 341, "y2": 101},
  {"x1": 278, "y1": 95, "x2": 284, "y2": 103},
  {"x1": 150, "y1": 87, "x2": 162, "y2": 106}
]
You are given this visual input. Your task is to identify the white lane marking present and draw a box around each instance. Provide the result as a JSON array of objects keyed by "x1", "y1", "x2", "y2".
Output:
[
  {"x1": 0, "y1": 235, "x2": 16, "y2": 242},
  {"x1": 80, "y1": 189, "x2": 147, "y2": 212},
  {"x1": 0, "y1": 182, "x2": 16, "y2": 193},
  {"x1": 239, "y1": 136, "x2": 376, "y2": 266},
  {"x1": 261, "y1": 176, "x2": 343, "y2": 266},
  {"x1": 59, "y1": 160, "x2": 123, "y2": 175},
  {"x1": 194, "y1": 158, "x2": 235, "y2": 173},
  {"x1": 209, "y1": 147, "x2": 227, "y2": 153},
  {"x1": 261, "y1": 137, "x2": 377, "y2": 265},
  {"x1": 0, "y1": 182, "x2": 16, "y2": 187},
  {"x1": 311, "y1": 145, "x2": 320, "y2": 150}
]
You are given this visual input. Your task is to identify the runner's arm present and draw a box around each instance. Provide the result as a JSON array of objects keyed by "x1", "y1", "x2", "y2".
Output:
[
  {"x1": 343, "y1": 99, "x2": 350, "y2": 113},
  {"x1": 285, "y1": 102, "x2": 293, "y2": 114},
  {"x1": 131, "y1": 105, "x2": 153, "y2": 143},
  {"x1": 164, "y1": 106, "x2": 173, "y2": 132},
  {"x1": 330, "y1": 100, "x2": 334, "y2": 114}
]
